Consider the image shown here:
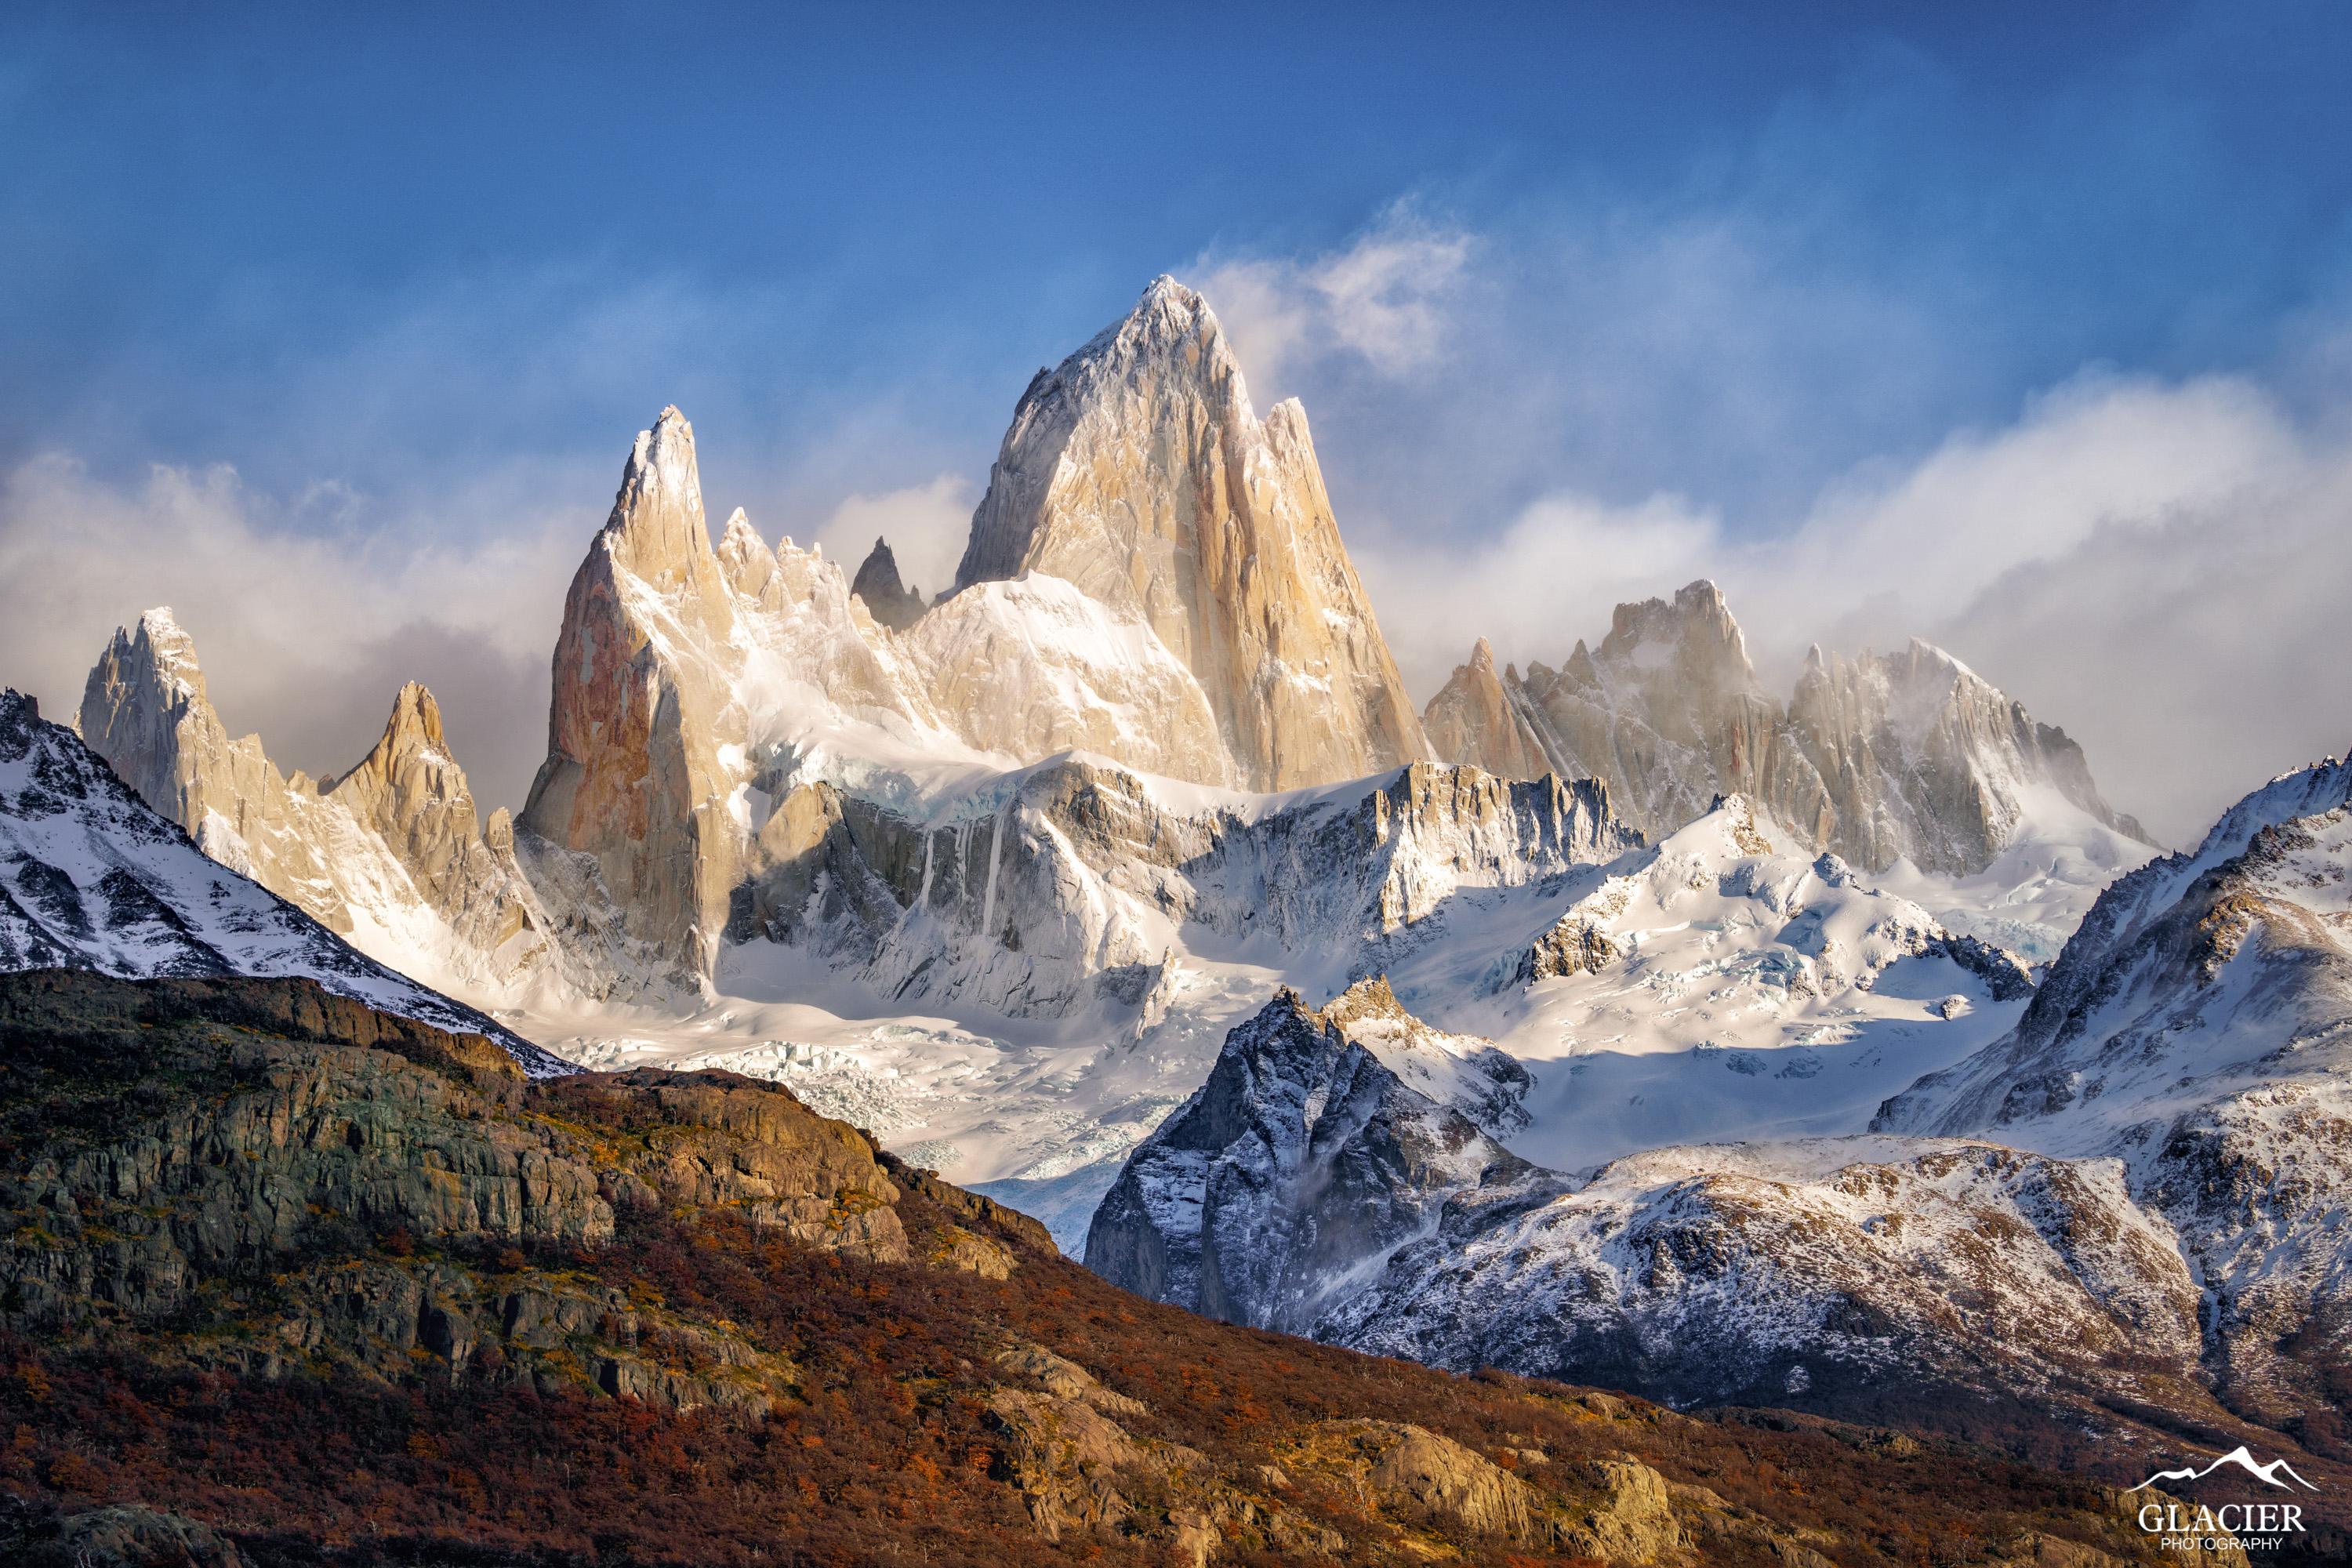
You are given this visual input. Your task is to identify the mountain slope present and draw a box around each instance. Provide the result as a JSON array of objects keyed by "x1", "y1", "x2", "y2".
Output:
[
  {"x1": 75, "y1": 610, "x2": 583, "y2": 1004},
  {"x1": 1084, "y1": 964, "x2": 2347, "y2": 1510},
  {"x1": 1875, "y1": 746, "x2": 2352, "y2": 1443},
  {"x1": 0, "y1": 969, "x2": 2204, "y2": 1568},
  {"x1": 0, "y1": 688, "x2": 568, "y2": 1073},
  {"x1": 1085, "y1": 978, "x2": 1541, "y2": 1334}
]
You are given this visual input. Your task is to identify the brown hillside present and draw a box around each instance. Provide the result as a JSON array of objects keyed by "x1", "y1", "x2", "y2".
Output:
[{"x1": 0, "y1": 971, "x2": 2282, "y2": 1566}]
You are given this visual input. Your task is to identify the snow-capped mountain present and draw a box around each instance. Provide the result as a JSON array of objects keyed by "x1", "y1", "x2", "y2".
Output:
[
  {"x1": 1084, "y1": 793, "x2": 2064, "y2": 1322},
  {"x1": 0, "y1": 688, "x2": 567, "y2": 1074},
  {"x1": 1084, "y1": 967, "x2": 2225, "y2": 1425},
  {"x1": 1876, "y1": 746, "x2": 2352, "y2": 1433},
  {"x1": 1086, "y1": 978, "x2": 1544, "y2": 1332},
  {"x1": 955, "y1": 275, "x2": 1429, "y2": 792},
  {"x1": 45, "y1": 274, "x2": 2202, "y2": 1384},
  {"x1": 1091, "y1": 749, "x2": 2352, "y2": 1458},
  {"x1": 1423, "y1": 579, "x2": 2154, "y2": 884},
  {"x1": 1358, "y1": 794, "x2": 2043, "y2": 1172}
]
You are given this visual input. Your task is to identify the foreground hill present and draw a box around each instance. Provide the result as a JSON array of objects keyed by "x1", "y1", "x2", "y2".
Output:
[{"x1": 0, "y1": 970, "x2": 2243, "y2": 1566}]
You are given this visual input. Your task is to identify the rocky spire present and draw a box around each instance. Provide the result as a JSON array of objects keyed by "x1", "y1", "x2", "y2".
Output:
[
  {"x1": 950, "y1": 275, "x2": 1428, "y2": 791},
  {"x1": 1421, "y1": 638, "x2": 1559, "y2": 783},
  {"x1": 324, "y1": 683, "x2": 504, "y2": 919},
  {"x1": 76, "y1": 608, "x2": 224, "y2": 827},
  {"x1": 715, "y1": 506, "x2": 780, "y2": 601},
  {"x1": 601, "y1": 407, "x2": 725, "y2": 598},
  {"x1": 73, "y1": 618, "x2": 556, "y2": 987},
  {"x1": 521, "y1": 405, "x2": 746, "y2": 987},
  {"x1": 849, "y1": 535, "x2": 925, "y2": 631}
]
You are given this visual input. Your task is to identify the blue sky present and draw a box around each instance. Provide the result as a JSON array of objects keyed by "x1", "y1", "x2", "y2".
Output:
[{"x1": 5, "y1": 2, "x2": 2350, "y2": 836}]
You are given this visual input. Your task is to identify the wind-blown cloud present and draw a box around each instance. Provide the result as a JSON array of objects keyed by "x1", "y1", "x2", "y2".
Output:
[
  {"x1": 1196, "y1": 205, "x2": 1473, "y2": 399},
  {"x1": 1352, "y1": 370, "x2": 2351, "y2": 846}
]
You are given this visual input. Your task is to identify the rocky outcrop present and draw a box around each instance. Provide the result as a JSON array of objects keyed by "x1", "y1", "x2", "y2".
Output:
[
  {"x1": 848, "y1": 535, "x2": 927, "y2": 630},
  {"x1": 521, "y1": 407, "x2": 744, "y2": 987},
  {"x1": 0, "y1": 689, "x2": 565, "y2": 1070},
  {"x1": 74, "y1": 615, "x2": 575, "y2": 1003},
  {"x1": 1426, "y1": 579, "x2": 2151, "y2": 876},
  {"x1": 13, "y1": 1504, "x2": 250, "y2": 1568},
  {"x1": 1515, "y1": 913, "x2": 1615, "y2": 984},
  {"x1": 1084, "y1": 980, "x2": 1548, "y2": 1330},
  {"x1": 1279, "y1": 1419, "x2": 1686, "y2": 1561},
  {"x1": 0, "y1": 971, "x2": 928, "y2": 1409},
  {"x1": 954, "y1": 276, "x2": 1429, "y2": 791}
]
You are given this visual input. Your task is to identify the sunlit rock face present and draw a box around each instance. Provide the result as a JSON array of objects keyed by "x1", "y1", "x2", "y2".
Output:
[
  {"x1": 521, "y1": 407, "x2": 746, "y2": 987},
  {"x1": 1424, "y1": 579, "x2": 2149, "y2": 877},
  {"x1": 76, "y1": 613, "x2": 569, "y2": 1002},
  {"x1": 954, "y1": 276, "x2": 1430, "y2": 792}
]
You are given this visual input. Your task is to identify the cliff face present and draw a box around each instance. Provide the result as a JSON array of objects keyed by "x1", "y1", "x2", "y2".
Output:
[
  {"x1": 521, "y1": 407, "x2": 746, "y2": 987},
  {"x1": 955, "y1": 277, "x2": 1429, "y2": 791},
  {"x1": 724, "y1": 755, "x2": 1639, "y2": 1021},
  {"x1": 1423, "y1": 580, "x2": 2151, "y2": 877}
]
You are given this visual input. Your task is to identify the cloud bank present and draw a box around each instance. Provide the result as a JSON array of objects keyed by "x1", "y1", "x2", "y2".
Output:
[
  {"x1": 1348, "y1": 370, "x2": 2347, "y2": 847},
  {"x1": 0, "y1": 455, "x2": 586, "y2": 815}
]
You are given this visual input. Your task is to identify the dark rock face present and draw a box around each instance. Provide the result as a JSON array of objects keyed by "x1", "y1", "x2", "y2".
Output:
[
  {"x1": 1085, "y1": 983, "x2": 1545, "y2": 1332},
  {"x1": 0, "y1": 971, "x2": 916, "y2": 1410},
  {"x1": 849, "y1": 535, "x2": 927, "y2": 630}
]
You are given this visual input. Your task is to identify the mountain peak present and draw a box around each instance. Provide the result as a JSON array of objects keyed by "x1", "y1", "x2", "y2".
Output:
[
  {"x1": 114, "y1": 606, "x2": 207, "y2": 700},
  {"x1": 382, "y1": 681, "x2": 445, "y2": 755},
  {"x1": 951, "y1": 278, "x2": 1427, "y2": 789},
  {"x1": 600, "y1": 405, "x2": 715, "y2": 591},
  {"x1": 1054, "y1": 274, "x2": 1238, "y2": 400},
  {"x1": 849, "y1": 535, "x2": 924, "y2": 631}
]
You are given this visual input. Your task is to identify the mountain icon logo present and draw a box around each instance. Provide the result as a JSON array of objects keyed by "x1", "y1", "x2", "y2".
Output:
[{"x1": 2129, "y1": 1446, "x2": 2321, "y2": 1494}]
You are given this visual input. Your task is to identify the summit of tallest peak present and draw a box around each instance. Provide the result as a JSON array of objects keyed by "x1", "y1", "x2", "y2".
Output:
[{"x1": 1138, "y1": 274, "x2": 1203, "y2": 310}]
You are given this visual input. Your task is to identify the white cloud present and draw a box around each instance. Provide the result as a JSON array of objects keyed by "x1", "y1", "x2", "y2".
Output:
[
  {"x1": 0, "y1": 453, "x2": 586, "y2": 814},
  {"x1": 1195, "y1": 205, "x2": 1472, "y2": 398},
  {"x1": 1355, "y1": 370, "x2": 2352, "y2": 847}
]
